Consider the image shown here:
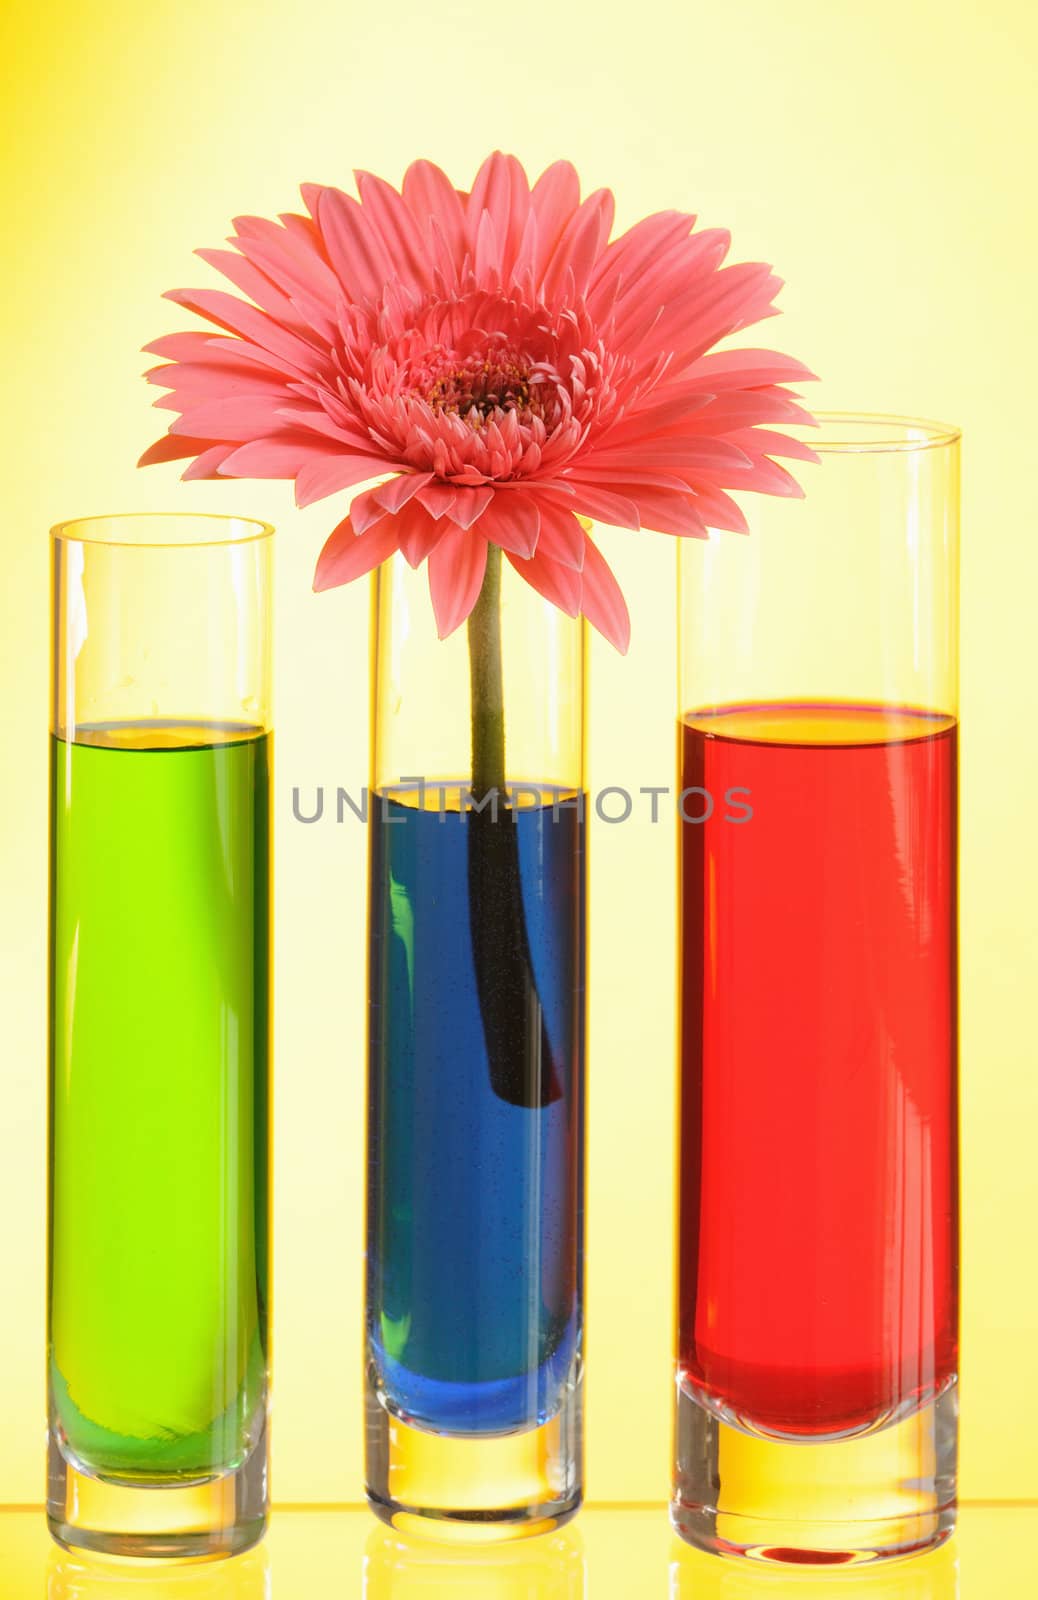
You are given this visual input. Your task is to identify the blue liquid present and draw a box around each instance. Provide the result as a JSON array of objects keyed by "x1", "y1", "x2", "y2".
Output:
[{"x1": 367, "y1": 790, "x2": 585, "y2": 1436}]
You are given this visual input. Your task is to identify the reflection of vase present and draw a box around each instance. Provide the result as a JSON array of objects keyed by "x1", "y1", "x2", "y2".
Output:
[
  {"x1": 48, "y1": 514, "x2": 273, "y2": 1560},
  {"x1": 364, "y1": 1527, "x2": 586, "y2": 1600},
  {"x1": 673, "y1": 417, "x2": 960, "y2": 1562},
  {"x1": 670, "y1": 1521, "x2": 958, "y2": 1600},
  {"x1": 365, "y1": 550, "x2": 586, "y2": 1536},
  {"x1": 48, "y1": 1546, "x2": 270, "y2": 1600}
]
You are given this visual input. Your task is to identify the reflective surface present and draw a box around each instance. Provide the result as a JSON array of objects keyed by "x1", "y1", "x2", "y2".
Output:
[{"x1": 2, "y1": 1506, "x2": 1037, "y2": 1597}]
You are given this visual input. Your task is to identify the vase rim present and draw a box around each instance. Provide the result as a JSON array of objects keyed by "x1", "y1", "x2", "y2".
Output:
[
  {"x1": 51, "y1": 511, "x2": 275, "y2": 550},
  {"x1": 804, "y1": 412, "x2": 961, "y2": 454}
]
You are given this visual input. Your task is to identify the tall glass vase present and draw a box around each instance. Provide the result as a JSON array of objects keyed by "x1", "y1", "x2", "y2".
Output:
[
  {"x1": 48, "y1": 513, "x2": 273, "y2": 1559},
  {"x1": 673, "y1": 417, "x2": 960, "y2": 1563},
  {"x1": 365, "y1": 547, "x2": 586, "y2": 1538}
]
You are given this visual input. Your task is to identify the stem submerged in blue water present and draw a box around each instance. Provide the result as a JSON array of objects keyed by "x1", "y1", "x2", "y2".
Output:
[{"x1": 466, "y1": 544, "x2": 562, "y2": 1108}]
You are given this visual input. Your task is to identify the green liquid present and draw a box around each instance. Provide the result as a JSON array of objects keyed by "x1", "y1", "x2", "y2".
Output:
[{"x1": 48, "y1": 722, "x2": 270, "y2": 1483}]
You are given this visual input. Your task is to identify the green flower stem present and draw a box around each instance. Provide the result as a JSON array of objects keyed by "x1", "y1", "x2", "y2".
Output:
[{"x1": 466, "y1": 543, "x2": 506, "y2": 802}]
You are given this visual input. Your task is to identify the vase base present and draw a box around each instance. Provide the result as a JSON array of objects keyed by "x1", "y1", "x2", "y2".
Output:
[
  {"x1": 365, "y1": 1370, "x2": 582, "y2": 1542},
  {"x1": 671, "y1": 1377, "x2": 957, "y2": 1564},
  {"x1": 47, "y1": 1423, "x2": 268, "y2": 1560}
]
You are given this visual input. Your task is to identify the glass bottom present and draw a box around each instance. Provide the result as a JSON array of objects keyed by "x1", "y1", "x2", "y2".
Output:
[
  {"x1": 47, "y1": 1418, "x2": 268, "y2": 1560},
  {"x1": 671, "y1": 1378, "x2": 956, "y2": 1564},
  {"x1": 365, "y1": 1363, "x2": 582, "y2": 1542}
]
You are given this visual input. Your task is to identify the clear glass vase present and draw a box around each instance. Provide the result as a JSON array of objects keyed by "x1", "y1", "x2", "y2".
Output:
[
  {"x1": 673, "y1": 416, "x2": 960, "y2": 1563},
  {"x1": 364, "y1": 546, "x2": 586, "y2": 1538},
  {"x1": 48, "y1": 513, "x2": 273, "y2": 1558}
]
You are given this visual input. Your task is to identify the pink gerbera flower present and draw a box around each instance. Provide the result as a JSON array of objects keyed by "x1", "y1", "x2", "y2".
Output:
[{"x1": 141, "y1": 153, "x2": 816, "y2": 651}]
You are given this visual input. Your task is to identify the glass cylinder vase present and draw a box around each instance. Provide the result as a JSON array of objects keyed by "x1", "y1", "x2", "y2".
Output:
[
  {"x1": 48, "y1": 513, "x2": 273, "y2": 1558},
  {"x1": 365, "y1": 546, "x2": 586, "y2": 1538},
  {"x1": 673, "y1": 416, "x2": 960, "y2": 1563}
]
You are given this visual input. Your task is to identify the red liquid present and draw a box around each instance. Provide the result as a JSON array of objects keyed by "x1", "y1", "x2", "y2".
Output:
[{"x1": 678, "y1": 704, "x2": 958, "y2": 1438}]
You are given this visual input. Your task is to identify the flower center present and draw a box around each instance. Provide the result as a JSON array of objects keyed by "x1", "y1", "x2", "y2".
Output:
[{"x1": 426, "y1": 353, "x2": 546, "y2": 428}]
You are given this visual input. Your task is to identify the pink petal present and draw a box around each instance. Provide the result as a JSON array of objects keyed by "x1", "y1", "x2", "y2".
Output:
[
  {"x1": 373, "y1": 473, "x2": 434, "y2": 515},
  {"x1": 608, "y1": 231, "x2": 735, "y2": 358},
  {"x1": 474, "y1": 495, "x2": 540, "y2": 557},
  {"x1": 313, "y1": 514, "x2": 400, "y2": 592},
  {"x1": 412, "y1": 480, "x2": 457, "y2": 518},
  {"x1": 506, "y1": 548, "x2": 581, "y2": 616},
  {"x1": 195, "y1": 247, "x2": 304, "y2": 329},
  {"x1": 473, "y1": 208, "x2": 502, "y2": 285},
  {"x1": 580, "y1": 438, "x2": 752, "y2": 474},
  {"x1": 397, "y1": 498, "x2": 450, "y2": 567},
  {"x1": 598, "y1": 390, "x2": 715, "y2": 447},
  {"x1": 274, "y1": 405, "x2": 376, "y2": 449},
  {"x1": 688, "y1": 484, "x2": 749, "y2": 535},
  {"x1": 665, "y1": 264, "x2": 785, "y2": 372},
  {"x1": 564, "y1": 466, "x2": 691, "y2": 491},
  {"x1": 143, "y1": 332, "x2": 223, "y2": 363},
  {"x1": 281, "y1": 285, "x2": 341, "y2": 345},
  {"x1": 618, "y1": 487, "x2": 708, "y2": 538},
  {"x1": 684, "y1": 390, "x2": 815, "y2": 432},
  {"x1": 550, "y1": 484, "x2": 640, "y2": 532},
  {"x1": 355, "y1": 170, "x2": 435, "y2": 295},
  {"x1": 626, "y1": 227, "x2": 730, "y2": 308},
  {"x1": 217, "y1": 436, "x2": 347, "y2": 480},
  {"x1": 511, "y1": 208, "x2": 540, "y2": 284},
  {"x1": 162, "y1": 288, "x2": 319, "y2": 374},
  {"x1": 170, "y1": 395, "x2": 288, "y2": 442},
  {"x1": 416, "y1": 482, "x2": 458, "y2": 520},
  {"x1": 278, "y1": 209, "x2": 326, "y2": 251},
  {"x1": 231, "y1": 214, "x2": 342, "y2": 307},
  {"x1": 402, "y1": 160, "x2": 467, "y2": 265},
  {"x1": 696, "y1": 454, "x2": 805, "y2": 497},
  {"x1": 294, "y1": 452, "x2": 387, "y2": 507},
  {"x1": 299, "y1": 183, "x2": 325, "y2": 223},
  {"x1": 146, "y1": 360, "x2": 288, "y2": 402},
  {"x1": 345, "y1": 485, "x2": 389, "y2": 535},
  {"x1": 530, "y1": 501, "x2": 587, "y2": 569},
  {"x1": 182, "y1": 445, "x2": 236, "y2": 480},
  {"x1": 314, "y1": 187, "x2": 394, "y2": 305},
  {"x1": 684, "y1": 348, "x2": 819, "y2": 390},
  {"x1": 448, "y1": 486, "x2": 495, "y2": 529},
  {"x1": 529, "y1": 161, "x2": 582, "y2": 281},
  {"x1": 726, "y1": 426, "x2": 821, "y2": 464},
  {"x1": 427, "y1": 524, "x2": 488, "y2": 638},
  {"x1": 467, "y1": 152, "x2": 531, "y2": 279},
  {"x1": 579, "y1": 538, "x2": 630, "y2": 653},
  {"x1": 540, "y1": 188, "x2": 614, "y2": 302},
  {"x1": 145, "y1": 330, "x2": 302, "y2": 381},
  {"x1": 138, "y1": 433, "x2": 215, "y2": 467},
  {"x1": 588, "y1": 211, "x2": 697, "y2": 311}
]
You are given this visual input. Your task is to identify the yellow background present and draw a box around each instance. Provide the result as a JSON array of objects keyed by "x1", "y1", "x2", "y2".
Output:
[{"x1": 1, "y1": 0, "x2": 1036, "y2": 1518}]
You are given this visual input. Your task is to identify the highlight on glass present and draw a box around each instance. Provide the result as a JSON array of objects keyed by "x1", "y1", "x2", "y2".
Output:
[
  {"x1": 48, "y1": 513, "x2": 273, "y2": 1558},
  {"x1": 673, "y1": 416, "x2": 960, "y2": 1562},
  {"x1": 365, "y1": 549, "x2": 586, "y2": 1538}
]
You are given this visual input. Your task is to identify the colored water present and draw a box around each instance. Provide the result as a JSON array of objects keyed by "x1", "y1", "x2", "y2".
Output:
[{"x1": 367, "y1": 788, "x2": 585, "y2": 1436}]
